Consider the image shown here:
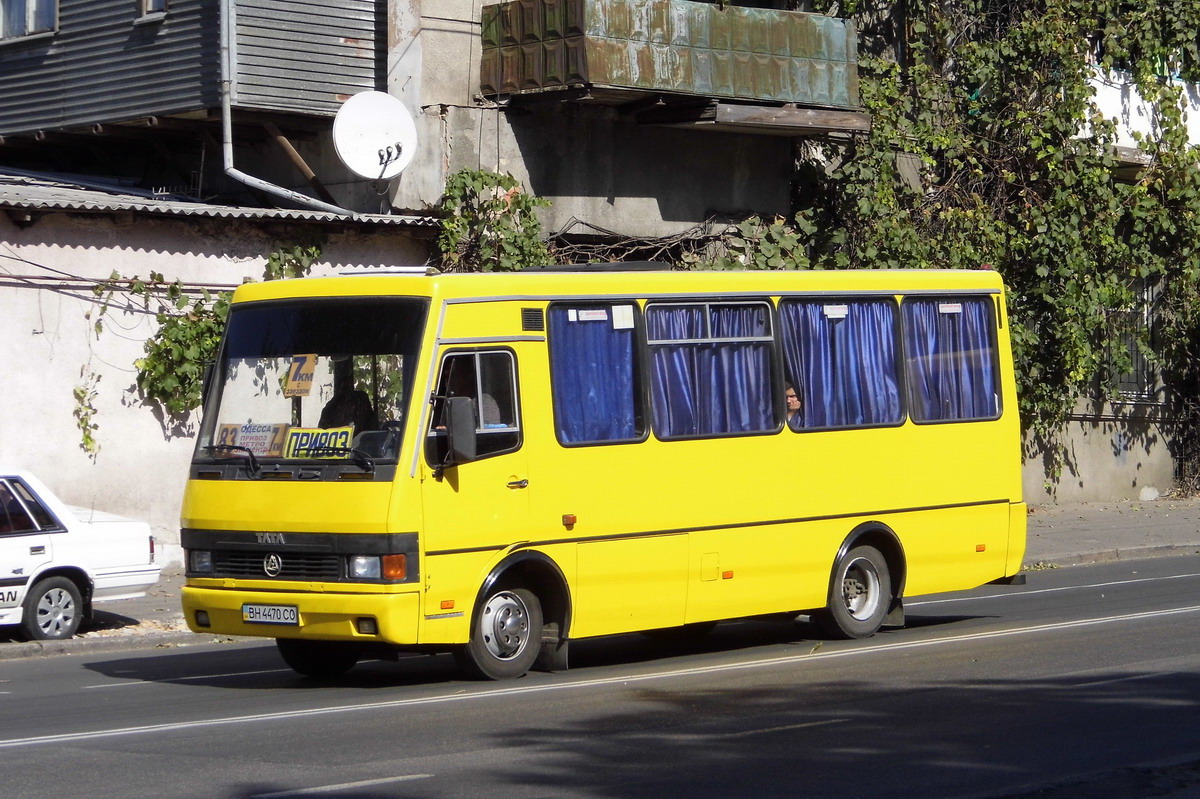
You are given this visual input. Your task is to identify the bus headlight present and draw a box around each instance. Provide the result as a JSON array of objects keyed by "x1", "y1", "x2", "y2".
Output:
[
  {"x1": 348, "y1": 554, "x2": 407, "y2": 581},
  {"x1": 189, "y1": 550, "x2": 213, "y2": 575},
  {"x1": 349, "y1": 556, "x2": 381, "y2": 579}
]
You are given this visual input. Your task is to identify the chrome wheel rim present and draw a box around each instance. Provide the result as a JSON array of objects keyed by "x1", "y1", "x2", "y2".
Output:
[
  {"x1": 36, "y1": 587, "x2": 77, "y2": 637},
  {"x1": 841, "y1": 557, "x2": 881, "y2": 621},
  {"x1": 479, "y1": 591, "x2": 530, "y2": 661}
]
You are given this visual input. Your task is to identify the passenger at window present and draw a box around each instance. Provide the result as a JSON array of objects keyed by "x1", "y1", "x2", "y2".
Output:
[
  {"x1": 441, "y1": 360, "x2": 502, "y2": 427},
  {"x1": 320, "y1": 358, "x2": 378, "y2": 431},
  {"x1": 785, "y1": 382, "x2": 803, "y2": 430}
]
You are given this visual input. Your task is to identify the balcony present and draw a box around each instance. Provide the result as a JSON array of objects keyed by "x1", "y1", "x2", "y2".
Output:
[{"x1": 480, "y1": 0, "x2": 869, "y2": 135}]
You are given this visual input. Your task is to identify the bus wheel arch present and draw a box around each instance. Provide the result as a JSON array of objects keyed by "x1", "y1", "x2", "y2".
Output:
[
  {"x1": 458, "y1": 551, "x2": 571, "y2": 679},
  {"x1": 815, "y1": 523, "x2": 906, "y2": 640}
]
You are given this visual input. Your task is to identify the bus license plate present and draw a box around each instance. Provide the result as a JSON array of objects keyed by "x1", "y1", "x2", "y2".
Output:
[{"x1": 242, "y1": 604, "x2": 299, "y2": 625}]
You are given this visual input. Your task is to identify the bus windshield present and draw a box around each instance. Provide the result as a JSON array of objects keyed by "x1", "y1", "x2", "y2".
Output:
[{"x1": 196, "y1": 297, "x2": 428, "y2": 466}]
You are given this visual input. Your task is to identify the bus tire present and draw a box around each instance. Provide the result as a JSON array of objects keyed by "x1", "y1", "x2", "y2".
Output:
[
  {"x1": 21, "y1": 576, "x2": 84, "y2": 641},
  {"x1": 815, "y1": 544, "x2": 891, "y2": 640},
  {"x1": 276, "y1": 638, "x2": 361, "y2": 680},
  {"x1": 457, "y1": 587, "x2": 542, "y2": 680}
]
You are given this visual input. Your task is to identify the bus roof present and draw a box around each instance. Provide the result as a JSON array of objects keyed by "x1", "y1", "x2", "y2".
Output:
[{"x1": 229, "y1": 268, "x2": 1005, "y2": 305}]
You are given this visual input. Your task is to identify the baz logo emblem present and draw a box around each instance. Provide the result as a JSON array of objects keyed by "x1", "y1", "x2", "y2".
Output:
[{"x1": 263, "y1": 553, "x2": 283, "y2": 578}]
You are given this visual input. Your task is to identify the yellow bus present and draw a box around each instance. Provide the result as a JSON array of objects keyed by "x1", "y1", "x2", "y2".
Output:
[{"x1": 181, "y1": 267, "x2": 1026, "y2": 680}]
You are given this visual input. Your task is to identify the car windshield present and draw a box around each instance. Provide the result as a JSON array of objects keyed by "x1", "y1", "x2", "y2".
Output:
[{"x1": 196, "y1": 297, "x2": 428, "y2": 466}]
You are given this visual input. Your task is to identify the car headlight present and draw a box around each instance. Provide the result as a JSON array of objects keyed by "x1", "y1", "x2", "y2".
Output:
[{"x1": 189, "y1": 550, "x2": 213, "y2": 574}]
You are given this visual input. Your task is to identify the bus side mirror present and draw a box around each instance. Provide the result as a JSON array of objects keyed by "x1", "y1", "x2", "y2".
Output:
[{"x1": 442, "y1": 396, "x2": 477, "y2": 466}]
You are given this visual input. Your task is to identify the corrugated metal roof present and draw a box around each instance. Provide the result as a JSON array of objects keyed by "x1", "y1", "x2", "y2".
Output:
[{"x1": 0, "y1": 173, "x2": 437, "y2": 228}]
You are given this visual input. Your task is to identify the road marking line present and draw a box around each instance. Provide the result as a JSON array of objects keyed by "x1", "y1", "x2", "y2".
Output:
[
  {"x1": 247, "y1": 774, "x2": 433, "y2": 797},
  {"x1": 909, "y1": 572, "x2": 1200, "y2": 607},
  {"x1": 3, "y1": 603, "x2": 1198, "y2": 750}
]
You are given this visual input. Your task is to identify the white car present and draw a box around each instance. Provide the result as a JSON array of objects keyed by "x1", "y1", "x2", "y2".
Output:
[{"x1": 0, "y1": 468, "x2": 161, "y2": 641}]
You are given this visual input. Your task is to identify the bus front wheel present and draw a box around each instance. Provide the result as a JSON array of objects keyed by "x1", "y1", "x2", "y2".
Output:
[
  {"x1": 276, "y1": 638, "x2": 361, "y2": 680},
  {"x1": 456, "y1": 587, "x2": 543, "y2": 680},
  {"x1": 815, "y1": 545, "x2": 891, "y2": 640}
]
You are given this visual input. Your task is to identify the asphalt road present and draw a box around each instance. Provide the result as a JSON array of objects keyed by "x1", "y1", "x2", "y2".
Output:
[{"x1": 2, "y1": 555, "x2": 1199, "y2": 799}]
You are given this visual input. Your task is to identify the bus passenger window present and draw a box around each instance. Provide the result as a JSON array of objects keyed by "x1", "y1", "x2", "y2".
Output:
[
  {"x1": 426, "y1": 351, "x2": 521, "y2": 464},
  {"x1": 646, "y1": 301, "x2": 775, "y2": 438},
  {"x1": 548, "y1": 304, "x2": 643, "y2": 445},
  {"x1": 902, "y1": 297, "x2": 1000, "y2": 422},
  {"x1": 779, "y1": 299, "x2": 903, "y2": 430}
]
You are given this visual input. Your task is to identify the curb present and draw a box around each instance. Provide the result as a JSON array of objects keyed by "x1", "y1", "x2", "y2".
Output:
[
  {"x1": 0, "y1": 630, "x2": 222, "y2": 661},
  {"x1": 1029, "y1": 543, "x2": 1200, "y2": 569}
]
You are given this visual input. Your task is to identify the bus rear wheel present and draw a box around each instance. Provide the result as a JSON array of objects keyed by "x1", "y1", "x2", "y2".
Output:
[
  {"x1": 456, "y1": 587, "x2": 542, "y2": 680},
  {"x1": 815, "y1": 544, "x2": 891, "y2": 640},
  {"x1": 276, "y1": 638, "x2": 361, "y2": 680}
]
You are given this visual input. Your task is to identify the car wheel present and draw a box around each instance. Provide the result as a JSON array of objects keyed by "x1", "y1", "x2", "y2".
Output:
[{"x1": 21, "y1": 576, "x2": 84, "y2": 641}]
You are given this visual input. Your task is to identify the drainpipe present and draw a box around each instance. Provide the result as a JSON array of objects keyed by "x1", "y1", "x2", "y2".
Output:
[{"x1": 219, "y1": 0, "x2": 355, "y2": 216}]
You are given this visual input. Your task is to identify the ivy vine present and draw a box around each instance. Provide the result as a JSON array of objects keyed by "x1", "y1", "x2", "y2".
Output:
[
  {"x1": 436, "y1": 169, "x2": 552, "y2": 272},
  {"x1": 72, "y1": 367, "x2": 101, "y2": 459},
  {"x1": 131, "y1": 279, "x2": 230, "y2": 416}
]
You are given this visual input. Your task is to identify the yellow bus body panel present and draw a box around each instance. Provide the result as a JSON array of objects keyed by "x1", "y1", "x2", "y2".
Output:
[
  {"x1": 181, "y1": 480, "x2": 398, "y2": 533},
  {"x1": 182, "y1": 584, "x2": 420, "y2": 643},
  {"x1": 181, "y1": 269, "x2": 1026, "y2": 650}
]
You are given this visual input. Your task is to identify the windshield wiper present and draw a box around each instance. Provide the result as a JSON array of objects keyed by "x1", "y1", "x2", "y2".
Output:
[
  {"x1": 204, "y1": 444, "x2": 260, "y2": 476},
  {"x1": 302, "y1": 447, "x2": 375, "y2": 473}
]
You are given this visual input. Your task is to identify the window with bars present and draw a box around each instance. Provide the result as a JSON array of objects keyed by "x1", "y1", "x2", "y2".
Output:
[{"x1": 1114, "y1": 281, "x2": 1158, "y2": 401}]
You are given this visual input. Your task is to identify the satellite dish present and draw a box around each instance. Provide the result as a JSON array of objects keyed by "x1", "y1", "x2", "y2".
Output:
[{"x1": 332, "y1": 91, "x2": 418, "y2": 180}]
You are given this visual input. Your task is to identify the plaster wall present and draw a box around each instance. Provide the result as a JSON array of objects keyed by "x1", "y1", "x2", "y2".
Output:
[
  {"x1": 0, "y1": 211, "x2": 425, "y2": 565},
  {"x1": 1022, "y1": 409, "x2": 1177, "y2": 505}
]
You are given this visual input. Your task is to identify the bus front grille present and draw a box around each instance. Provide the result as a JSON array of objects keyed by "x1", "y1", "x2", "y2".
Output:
[{"x1": 212, "y1": 551, "x2": 341, "y2": 580}]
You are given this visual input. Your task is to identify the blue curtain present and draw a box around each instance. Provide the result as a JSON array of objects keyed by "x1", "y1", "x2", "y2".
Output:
[
  {"x1": 780, "y1": 300, "x2": 902, "y2": 428},
  {"x1": 548, "y1": 307, "x2": 640, "y2": 443},
  {"x1": 647, "y1": 305, "x2": 773, "y2": 437},
  {"x1": 903, "y1": 299, "x2": 999, "y2": 421}
]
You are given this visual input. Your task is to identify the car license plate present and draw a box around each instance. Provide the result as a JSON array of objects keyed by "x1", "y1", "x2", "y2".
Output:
[{"x1": 242, "y1": 604, "x2": 299, "y2": 625}]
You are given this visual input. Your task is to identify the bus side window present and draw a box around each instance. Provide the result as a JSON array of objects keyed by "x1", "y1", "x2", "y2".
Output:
[
  {"x1": 902, "y1": 297, "x2": 1000, "y2": 422},
  {"x1": 548, "y1": 303, "x2": 644, "y2": 445},
  {"x1": 779, "y1": 299, "x2": 903, "y2": 430},
  {"x1": 645, "y1": 301, "x2": 776, "y2": 438},
  {"x1": 426, "y1": 351, "x2": 521, "y2": 465}
]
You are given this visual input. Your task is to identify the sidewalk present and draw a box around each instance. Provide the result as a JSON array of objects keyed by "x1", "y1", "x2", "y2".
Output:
[
  {"x1": 3, "y1": 497, "x2": 1200, "y2": 660},
  {"x1": 1024, "y1": 494, "x2": 1200, "y2": 566}
]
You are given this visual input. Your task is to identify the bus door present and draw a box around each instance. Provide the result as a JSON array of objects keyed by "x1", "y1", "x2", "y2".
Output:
[{"x1": 420, "y1": 349, "x2": 530, "y2": 613}]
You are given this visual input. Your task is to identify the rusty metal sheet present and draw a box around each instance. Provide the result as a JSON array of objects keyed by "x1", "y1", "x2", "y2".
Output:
[{"x1": 480, "y1": 0, "x2": 860, "y2": 109}]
